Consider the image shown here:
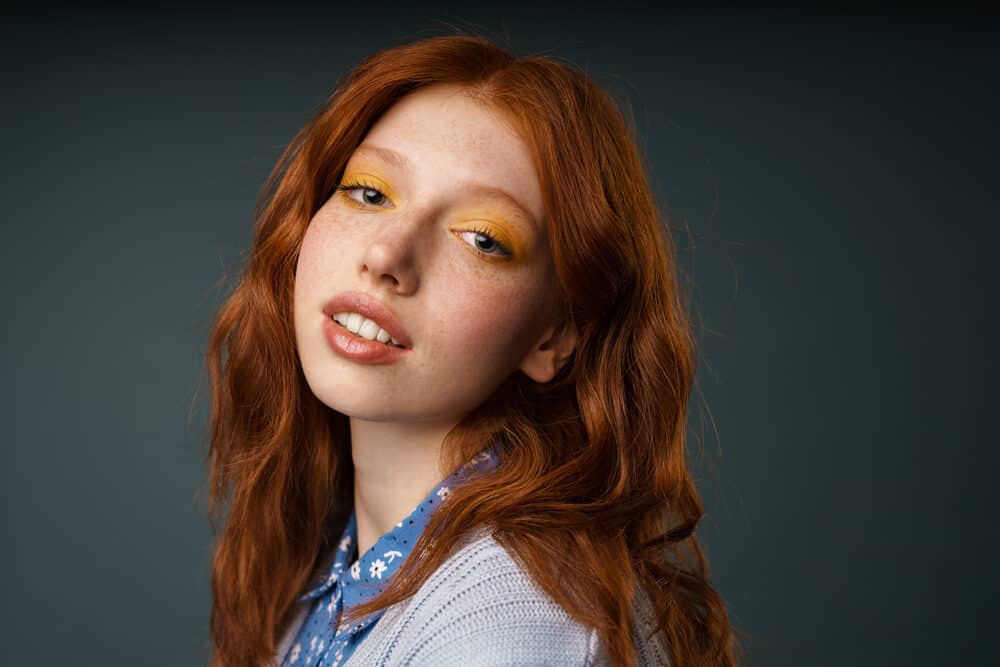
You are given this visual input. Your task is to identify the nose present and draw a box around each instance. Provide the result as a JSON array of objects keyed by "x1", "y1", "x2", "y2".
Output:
[{"x1": 359, "y1": 206, "x2": 432, "y2": 294}]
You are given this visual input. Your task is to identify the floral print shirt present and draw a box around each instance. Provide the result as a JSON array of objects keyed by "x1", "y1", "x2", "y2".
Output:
[{"x1": 280, "y1": 446, "x2": 499, "y2": 667}]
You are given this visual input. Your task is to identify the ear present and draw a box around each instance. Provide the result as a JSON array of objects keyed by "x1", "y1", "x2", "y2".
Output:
[{"x1": 518, "y1": 317, "x2": 578, "y2": 384}]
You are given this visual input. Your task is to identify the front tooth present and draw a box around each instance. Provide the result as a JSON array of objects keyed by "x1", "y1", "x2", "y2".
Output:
[
  {"x1": 358, "y1": 318, "x2": 381, "y2": 341},
  {"x1": 334, "y1": 311, "x2": 399, "y2": 346}
]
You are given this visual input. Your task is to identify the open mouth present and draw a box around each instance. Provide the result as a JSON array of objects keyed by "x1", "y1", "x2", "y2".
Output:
[{"x1": 330, "y1": 316, "x2": 407, "y2": 349}]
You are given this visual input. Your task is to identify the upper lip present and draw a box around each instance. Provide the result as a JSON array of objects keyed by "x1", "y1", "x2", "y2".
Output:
[{"x1": 322, "y1": 291, "x2": 413, "y2": 349}]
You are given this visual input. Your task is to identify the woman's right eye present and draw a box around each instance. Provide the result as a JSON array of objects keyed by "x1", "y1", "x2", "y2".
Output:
[{"x1": 336, "y1": 182, "x2": 392, "y2": 208}]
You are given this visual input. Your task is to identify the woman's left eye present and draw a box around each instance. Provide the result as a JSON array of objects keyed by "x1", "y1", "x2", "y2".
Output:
[
  {"x1": 459, "y1": 228, "x2": 512, "y2": 259},
  {"x1": 336, "y1": 182, "x2": 391, "y2": 208}
]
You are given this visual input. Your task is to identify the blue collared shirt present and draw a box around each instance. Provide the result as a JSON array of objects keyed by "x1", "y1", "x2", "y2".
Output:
[{"x1": 280, "y1": 446, "x2": 499, "y2": 667}]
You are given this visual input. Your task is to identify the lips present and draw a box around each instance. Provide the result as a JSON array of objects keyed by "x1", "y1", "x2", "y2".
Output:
[{"x1": 322, "y1": 291, "x2": 413, "y2": 349}]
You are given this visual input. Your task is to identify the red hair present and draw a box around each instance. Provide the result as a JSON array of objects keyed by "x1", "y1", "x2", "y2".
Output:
[{"x1": 205, "y1": 33, "x2": 744, "y2": 667}]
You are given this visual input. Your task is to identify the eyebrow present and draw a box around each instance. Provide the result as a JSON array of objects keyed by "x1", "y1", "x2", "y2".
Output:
[
  {"x1": 352, "y1": 143, "x2": 539, "y2": 228},
  {"x1": 354, "y1": 144, "x2": 412, "y2": 171}
]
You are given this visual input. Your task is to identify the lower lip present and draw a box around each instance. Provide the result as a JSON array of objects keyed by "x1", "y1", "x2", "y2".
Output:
[{"x1": 322, "y1": 316, "x2": 410, "y2": 364}]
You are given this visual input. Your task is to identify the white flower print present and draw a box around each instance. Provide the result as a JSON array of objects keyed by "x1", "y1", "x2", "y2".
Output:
[
  {"x1": 350, "y1": 560, "x2": 361, "y2": 580},
  {"x1": 327, "y1": 598, "x2": 335, "y2": 615},
  {"x1": 326, "y1": 571, "x2": 339, "y2": 585},
  {"x1": 460, "y1": 451, "x2": 491, "y2": 471},
  {"x1": 317, "y1": 639, "x2": 325, "y2": 653},
  {"x1": 290, "y1": 643, "x2": 301, "y2": 662},
  {"x1": 395, "y1": 520, "x2": 403, "y2": 528},
  {"x1": 384, "y1": 549, "x2": 403, "y2": 564},
  {"x1": 339, "y1": 534, "x2": 352, "y2": 552},
  {"x1": 310, "y1": 635, "x2": 318, "y2": 652},
  {"x1": 436, "y1": 485, "x2": 451, "y2": 499},
  {"x1": 370, "y1": 558, "x2": 387, "y2": 579}
]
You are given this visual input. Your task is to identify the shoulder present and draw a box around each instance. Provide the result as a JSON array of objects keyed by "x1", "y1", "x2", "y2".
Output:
[{"x1": 348, "y1": 527, "x2": 609, "y2": 666}]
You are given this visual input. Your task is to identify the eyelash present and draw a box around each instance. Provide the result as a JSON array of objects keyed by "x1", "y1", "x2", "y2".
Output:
[{"x1": 335, "y1": 180, "x2": 513, "y2": 259}]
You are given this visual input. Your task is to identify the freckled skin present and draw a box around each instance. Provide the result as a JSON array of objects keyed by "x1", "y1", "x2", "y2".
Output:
[{"x1": 293, "y1": 83, "x2": 569, "y2": 426}]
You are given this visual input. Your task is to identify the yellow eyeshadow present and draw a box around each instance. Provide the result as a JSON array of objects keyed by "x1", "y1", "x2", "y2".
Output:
[
  {"x1": 456, "y1": 216, "x2": 528, "y2": 263},
  {"x1": 338, "y1": 169, "x2": 398, "y2": 201}
]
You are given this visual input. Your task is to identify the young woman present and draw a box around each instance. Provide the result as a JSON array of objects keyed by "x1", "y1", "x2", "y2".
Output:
[{"x1": 205, "y1": 33, "x2": 742, "y2": 667}]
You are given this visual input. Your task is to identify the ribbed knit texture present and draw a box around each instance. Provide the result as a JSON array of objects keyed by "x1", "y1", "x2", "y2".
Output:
[{"x1": 272, "y1": 527, "x2": 672, "y2": 666}]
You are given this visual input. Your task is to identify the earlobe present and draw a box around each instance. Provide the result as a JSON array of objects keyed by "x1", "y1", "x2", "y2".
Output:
[{"x1": 518, "y1": 318, "x2": 578, "y2": 384}]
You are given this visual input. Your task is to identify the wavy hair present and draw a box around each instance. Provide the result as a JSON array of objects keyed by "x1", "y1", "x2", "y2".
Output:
[{"x1": 205, "y1": 32, "x2": 744, "y2": 667}]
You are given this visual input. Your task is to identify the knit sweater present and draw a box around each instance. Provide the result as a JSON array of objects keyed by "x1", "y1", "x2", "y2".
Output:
[{"x1": 271, "y1": 526, "x2": 672, "y2": 666}]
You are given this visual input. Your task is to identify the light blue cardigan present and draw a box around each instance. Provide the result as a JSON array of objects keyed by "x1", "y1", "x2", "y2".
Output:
[{"x1": 271, "y1": 527, "x2": 672, "y2": 666}]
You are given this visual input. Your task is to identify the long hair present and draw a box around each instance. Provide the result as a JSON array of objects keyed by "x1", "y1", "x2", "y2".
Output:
[{"x1": 205, "y1": 32, "x2": 744, "y2": 667}]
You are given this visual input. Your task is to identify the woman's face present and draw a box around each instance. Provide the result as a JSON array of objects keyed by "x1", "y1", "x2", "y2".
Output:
[{"x1": 293, "y1": 83, "x2": 571, "y2": 425}]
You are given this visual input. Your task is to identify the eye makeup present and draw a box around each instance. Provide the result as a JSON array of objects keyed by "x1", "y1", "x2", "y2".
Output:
[
  {"x1": 336, "y1": 161, "x2": 534, "y2": 264},
  {"x1": 337, "y1": 168, "x2": 398, "y2": 206},
  {"x1": 453, "y1": 207, "x2": 527, "y2": 260}
]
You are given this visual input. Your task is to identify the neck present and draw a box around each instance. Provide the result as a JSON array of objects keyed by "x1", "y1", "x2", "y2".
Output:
[{"x1": 349, "y1": 416, "x2": 457, "y2": 557}]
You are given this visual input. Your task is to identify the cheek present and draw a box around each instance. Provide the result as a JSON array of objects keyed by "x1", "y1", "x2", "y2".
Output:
[
  {"x1": 434, "y1": 280, "x2": 543, "y2": 365},
  {"x1": 296, "y1": 217, "x2": 328, "y2": 276},
  {"x1": 295, "y1": 212, "x2": 344, "y2": 293},
  {"x1": 293, "y1": 218, "x2": 344, "y2": 337}
]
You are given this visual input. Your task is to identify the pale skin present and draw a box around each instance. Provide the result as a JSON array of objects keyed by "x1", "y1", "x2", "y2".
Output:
[{"x1": 293, "y1": 83, "x2": 576, "y2": 557}]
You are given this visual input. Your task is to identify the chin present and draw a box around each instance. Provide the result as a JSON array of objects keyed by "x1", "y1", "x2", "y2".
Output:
[{"x1": 303, "y1": 378, "x2": 415, "y2": 422}]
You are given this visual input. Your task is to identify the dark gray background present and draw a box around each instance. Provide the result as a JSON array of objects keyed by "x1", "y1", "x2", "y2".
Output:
[{"x1": 3, "y1": 4, "x2": 996, "y2": 666}]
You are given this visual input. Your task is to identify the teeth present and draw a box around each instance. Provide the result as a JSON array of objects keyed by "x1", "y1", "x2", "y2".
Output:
[{"x1": 332, "y1": 312, "x2": 404, "y2": 348}]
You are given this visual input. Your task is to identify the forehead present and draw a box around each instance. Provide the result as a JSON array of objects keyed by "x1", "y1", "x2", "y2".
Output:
[{"x1": 351, "y1": 85, "x2": 545, "y2": 227}]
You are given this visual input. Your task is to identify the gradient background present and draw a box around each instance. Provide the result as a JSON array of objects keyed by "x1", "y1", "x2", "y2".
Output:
[{"x1": 2, "y1": 4, "x2": 996, "y2": 666}]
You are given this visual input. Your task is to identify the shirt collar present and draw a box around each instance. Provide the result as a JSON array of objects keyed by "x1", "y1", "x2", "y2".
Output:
[{"x1": 297, "y1": 444, "x2": 499, "y2": 620}]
